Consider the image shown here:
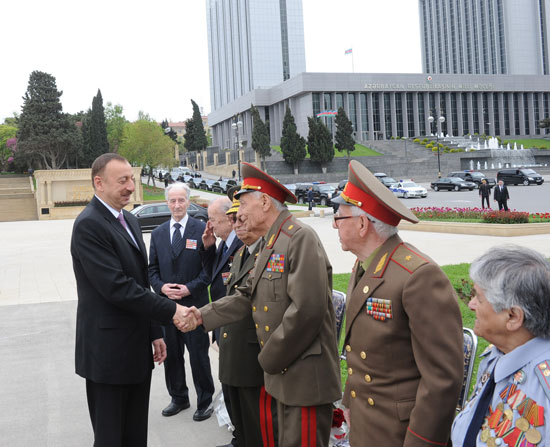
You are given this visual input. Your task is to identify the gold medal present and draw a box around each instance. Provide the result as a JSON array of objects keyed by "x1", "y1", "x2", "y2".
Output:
[
  {"x1": 525, "y1": 428, "x2": 542, "y2": 444},
  {"x1": 480, "y1": 428, "x2": 490, "y2": 442},
  {"x1": 504, "y1": 409, "x2": 514, "y2": 420},
  {"x1": 487, "y1": 437, "x2": 497, "y2": 447},
  {"x1": 515, "y1": 417, "x2": 530, "y2": 432}
]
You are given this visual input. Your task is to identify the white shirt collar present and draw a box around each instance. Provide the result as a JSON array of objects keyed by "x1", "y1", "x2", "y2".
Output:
[
  {"x1": 95, "y1": 195, "x2": 122, "y2": 219},
  {"x1": 225, "y1": 230, "x2": 237, "y2": 248},
  {"x1": 170, "y1": 214, "x2": 189, "y2": 232},
  {"x1": 248, "y1": 237, "x2": 261, "y2": 254}
]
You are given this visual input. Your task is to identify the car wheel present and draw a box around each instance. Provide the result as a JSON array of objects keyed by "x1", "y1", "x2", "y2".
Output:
[
  {"x1": 469, "y1": 188, "x2": 474, "y2": 191},
  {"x1": 454, "y1": 185, "x2": 460, "y2": 191},
  {"x1": 320, "y1": 198, "x2": 327, "y2": 206},
  {"x1": 523, "y1": 179, "x2": 529, "y2": 186},
  {"x1": 404, "y1": 192, "x2": 409, "y2": 199},
  {"x1": 433, "y1": 185, "x2": 439, "y2": 191}
]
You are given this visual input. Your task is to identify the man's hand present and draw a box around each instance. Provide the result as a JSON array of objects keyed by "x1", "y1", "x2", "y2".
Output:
[
  {"x1": 202, "y1": 221, "x2": 216, "y2": 249},
  {"x1": 161, "y1": 283, "x2": 186, "y2": 300},
  {"x1": 173, "y1": 304, "x2": 198, "y2": 332},
  {"x1": 152, "y1": 338, "x2": 167, "y2": 365}
]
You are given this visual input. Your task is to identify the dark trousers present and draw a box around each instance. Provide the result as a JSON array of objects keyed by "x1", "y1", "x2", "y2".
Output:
[
  {"x1": 225, "y1": 384, "x2": 278, "y2": 447},
  {"x1": 86, "y1": 372, "x2": 151, "y2": 447},
  {"x1": 481, "y1": 195, "x2": 490, "y2": 209},
  {"x1": 497, "y1": 200, "x2": 509, "y2": 211},
  {"x1": 163, "y1": 323, "x2": 215, "y2": 410},
  {"x1": 277, "y1": 402, "x2": 332, "y2": 447}
]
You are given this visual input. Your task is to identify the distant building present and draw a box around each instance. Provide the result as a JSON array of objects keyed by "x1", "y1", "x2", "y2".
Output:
[
  {"x1": 419, "y1": 0, "x2": 550, "y2": 75},
  {"x1": 205, "y1": 0, "x2": 306, "y2": 112}
]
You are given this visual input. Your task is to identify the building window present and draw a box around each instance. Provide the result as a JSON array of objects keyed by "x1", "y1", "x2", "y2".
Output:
[
  {"x1": 336, "y1": 93, "x2": 344, "y2": 110},
  {"x1": 395, "y1": 94, "x2": 403, "y2": 137},
  {"x1": 360, "y1": 93, "x2": 368, "y2": 136},
  {"x1": 534, "y1": 94, "x2": 540, "y2": 134},
  {"x1": 493, "y1": 93, "x2": 500, "y2": 134},
  {"x1": 451, "y1": 93, "x2": 458, "y2": 137},
  {"x1": 384, "y1": 93, "x2": 392, "y2": 138},
  {"x1": 324, "y1": 93, "x2": 333, "y2": 134},
  {"x1": 312, "y1": 93, "x2": 321, "y2": 117},
  {"x1": 483, "y1": 93, "x2": 489, "y2": 135},
  {"x1": 504, "y1": 93, "x2": 510, "y2": 135},
  {"x1": 462, "y1": 94, "x2": 470, "y2": 135},
  {"x1": 497, "y1": 0, "x2": 507, "y2": 73},
  {"x1": 407, "y1": 93, "x2": 415, "y2": 137},
  {"x1": 524, "y1": 94, "x2": 530, "y2": 134},
  {"x1": 513, "y1": 93, "x2": 520, "y2": 135},
  {"x1": 418, "y1": 93, "x2": 426, "y2": 135},
  {"x1": 349, "y1": 93, "x2": 357, "y2": 132},
  {"x1": 373, "y1": 93, "x2": 381, "y2": 135},
  {"x1": 473, "y1": 93, "x2": 480, "y2": 134}
]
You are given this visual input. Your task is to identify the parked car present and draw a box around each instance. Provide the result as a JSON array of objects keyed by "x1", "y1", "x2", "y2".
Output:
[
  {"x1": 185, "y1": 176, "x2": 200, "y2": 189},
  {"x1": 295, "y1": 183, "x2": 336, "y2": 206},
  {"x1": 430, "y1": 177, "x2": 476, "y2": 191},
  {"x1": 199, "y1": 179, "x2": 216, "y2": 191},
  {"x1": 449, "y1": 171, "x2": 496, "y2": 188},
  {"x1": 130, "y1": 202, "x2": 208, "y2": 231},
  {"x1": 336, "y1": 180, "x2": 347, "y2": 193},
  {"x1": 496, "y1": 168, "x2": 544, "y2": 186},
  {"x1": 390, "y1": 181, "x2": 428, "y2": 198},
  {"x1": 379, "y1": 176, "x2": 398, "y2": 188},
  {"x1": 211, "y1": 180, "x2": 230, "y2": 194}
]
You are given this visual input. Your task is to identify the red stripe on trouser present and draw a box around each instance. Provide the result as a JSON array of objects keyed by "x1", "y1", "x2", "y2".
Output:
[
  {"x1": 301, "y1": 407, "x2": 309, "y2": 447},
  {"x1": 309, "y1": 407, "x2": 316, "y2": 446},
  {"x1": 265, "y1": 392, "x2": 275, "y2": 447},
  {"x1": 259, "y1": 387, "x2": 267, "y2": 447}
]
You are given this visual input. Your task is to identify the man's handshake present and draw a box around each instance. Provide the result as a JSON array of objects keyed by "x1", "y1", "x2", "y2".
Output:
[{"x1": 172, "y1": 305, "x2": 203, "y2": 332}]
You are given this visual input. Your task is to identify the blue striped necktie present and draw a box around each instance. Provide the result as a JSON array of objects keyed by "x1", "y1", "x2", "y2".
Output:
[{"x1": 172, "y1": 223, "x2": 184, "y2": 255}]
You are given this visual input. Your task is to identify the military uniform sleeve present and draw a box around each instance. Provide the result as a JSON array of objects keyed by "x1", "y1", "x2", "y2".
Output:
[
  {"x1": 402, "y1": 263, "x2": 464, "y2": 447},
  {"x1": 258, "y1": 227, "x2": 330, "y2": 374},
  {"x1": 200, "y1": 284, "x2": 252, "y2": 331}
]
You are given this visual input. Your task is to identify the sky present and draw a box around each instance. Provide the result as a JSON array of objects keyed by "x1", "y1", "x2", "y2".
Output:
[{"x1": 1, "y1": 0, "x2": 421, "y2": 123}]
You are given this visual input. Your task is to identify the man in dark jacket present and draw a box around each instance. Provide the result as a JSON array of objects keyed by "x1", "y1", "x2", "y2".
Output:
[
  {"x1": 494, "y1": 179, "x2": 510, "y2": 211},
  {"x1": 479, "y1": 178, "x2": 491, "y2": 209}
]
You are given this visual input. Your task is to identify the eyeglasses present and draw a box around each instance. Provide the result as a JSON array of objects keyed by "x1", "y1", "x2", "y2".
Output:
[{"x1": 333, "y1": 215, "x2": 355, "y2": 223}]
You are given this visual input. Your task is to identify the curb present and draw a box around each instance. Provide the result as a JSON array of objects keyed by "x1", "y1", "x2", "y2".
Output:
[{"x1": 398, "y1": 220, "x2": 550, "y2": 237}]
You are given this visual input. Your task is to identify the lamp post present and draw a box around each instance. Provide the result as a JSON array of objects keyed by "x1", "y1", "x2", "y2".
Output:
[
  {"x1": 231, "y1": 117, "x2": 243, "y2": 181},
  {"x1": 428, "y1": 114, "x2": 445, "y2": 177}
]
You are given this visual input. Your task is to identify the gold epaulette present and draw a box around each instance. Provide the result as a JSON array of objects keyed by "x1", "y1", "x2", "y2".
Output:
[{"x1": 390, "y1": 244, "x2": 429, "y2": 274}]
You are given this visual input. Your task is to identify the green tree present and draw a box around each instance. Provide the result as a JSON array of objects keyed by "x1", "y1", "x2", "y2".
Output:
[
  {"x1": 183, "y1": 100, "x2": 208, "y2": 152},
  {"x1": 280, "y1": 107, "x2": 306, "y2": 173},
  {"x1": 3, "y1": 113, "x2": 19, "y2": 127},
  {"x1": 161, "y1": 119, "x2": 178, "y2": 143},
  {"x1": 105, "y1": 102, "x2": 127, "y2": 153},
  {"x1": 307, "y1": 117, "x2": 334, "y2": 170},
  {"x1": 119, "y1": 120, "x2": 175, "y2": 185},
  {"x1": 0, "y1": 125, "x2": 17, "y2": 171},
  {"x1": 540, "y1": 118, "x2": 550, "y2": 129},
  {"x1": 250, "y1": 105, "x2": 271, "y2": 170},
  {"x1": 335, "y1": 107, "x2": 356, "y2": 161}
]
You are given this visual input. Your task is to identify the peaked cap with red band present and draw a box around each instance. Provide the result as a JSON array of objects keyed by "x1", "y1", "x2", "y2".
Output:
[
  {"x1": 234, "y1": 162, "x2": 297, "y2": 204},
  {"x1": 332, "y1": 160, "x2": 418, "y2": 225}
]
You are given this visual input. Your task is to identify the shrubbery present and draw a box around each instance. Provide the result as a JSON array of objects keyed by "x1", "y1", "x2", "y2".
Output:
[
  {"x1": 411, "y1": 207, "x2": 550, "y2": 223},
  {"x1": 482, "y1": 211, "x2": 529, "y2": 224}
]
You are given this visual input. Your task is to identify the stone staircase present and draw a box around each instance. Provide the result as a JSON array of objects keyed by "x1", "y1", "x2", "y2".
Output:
[{"x1": 0, "y1": 176, "x2": 38, "y2": 222}]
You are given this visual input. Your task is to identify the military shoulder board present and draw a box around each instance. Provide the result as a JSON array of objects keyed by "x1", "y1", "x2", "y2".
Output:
[{"x1": 535, "y1": 360, "x2": 550, "y2": 402}]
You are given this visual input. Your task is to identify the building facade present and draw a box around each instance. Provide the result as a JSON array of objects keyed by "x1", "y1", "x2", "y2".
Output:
[
  {"x1": 208, "y1": 72, "x2": 550, "y2": 148},
  {"x1": 419, "y1": 0, "x2": 550, "y2": 75},
  {"x1": 206, "y1": 0, "x2": 306, "y2": 113}
]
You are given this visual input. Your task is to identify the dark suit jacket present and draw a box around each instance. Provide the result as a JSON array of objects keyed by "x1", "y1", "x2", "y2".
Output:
[
  {"x1": 494, "y1": 185, "x2": 510, "y2": 201},
  {"x1": 148, "y1": 217, "x2": 210, "y2": 308},
  {"x1": 218, "y1": 243, "x2": 264, "y2": 387},
  {"x1": 71, "y1": 197, "x2": 176, "y2": 385}
]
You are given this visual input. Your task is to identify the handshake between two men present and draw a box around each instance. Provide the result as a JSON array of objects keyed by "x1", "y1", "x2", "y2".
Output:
[{"x1": 172, "y1": 305, "x2": 203, "y2": 332}]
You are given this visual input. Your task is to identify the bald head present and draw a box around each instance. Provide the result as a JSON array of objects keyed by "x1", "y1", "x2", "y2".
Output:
[{"x1": 208, "y1": 197, "x2": 234, "y2": 241}]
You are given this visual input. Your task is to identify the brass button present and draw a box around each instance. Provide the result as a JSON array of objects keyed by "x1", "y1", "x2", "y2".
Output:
[
  {"x1": 255, "y1": 323, "x2": 259, "y2": 329},
  {"x1": 265, "y1": 325, "x2": 270, "y2": 332},
  {"x1": 345, "y1": 345, "x2": 351, "y2": 352},
  {"x1": 264, "y1": 306, "x2": 269, "y2": 312},
  {"x1": 260, "y1": 340, "x2": 264, "y2": 346},
  {"x1": 360, "y1": 351, "x2": 367, "y2": 360},
  {"x1": 268, "y1": 274, "x2": 272, "y2": 279},
  {"x1": 368, "y1": 397, "x2": 375, "y2": 406},
  {"x1": 363, "y1": 286, "x2": 369, "y2": 294},
  {"x1": 348, "y1": 368, "x2": 353, "y2": 375},
  {"x1": 281, "y1": 368, "x2": 288, "y2": 374},
  {"x1": 365, "y1": 374, "x2": 372, "y2": 383},
  {"x1": 252, "y1": 306, "x2": 257, "y2": 312},
  {"x1": 351, "y1": 390, "x2": 356, "y2": 398},
  {"x1": 234, "y1": 284, "x2": 238, "y2": 288},
  {"x1": 223, "y1": 332, "x2": 228, "y2": 339}
]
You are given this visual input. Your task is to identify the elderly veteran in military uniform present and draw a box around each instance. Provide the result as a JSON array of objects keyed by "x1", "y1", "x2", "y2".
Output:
[
  {"x1": 217, "y1": 187, "x2": 278, "y2": 447},
  {"x1": 183, "y1": 162, "x2": 342, "y2": 447},
  {"x1": 332, "y1": 160, "x2": 463, "y2": 447},
  {"x1": 452, "y1": 245, "x2": 550, "y2": 447}
]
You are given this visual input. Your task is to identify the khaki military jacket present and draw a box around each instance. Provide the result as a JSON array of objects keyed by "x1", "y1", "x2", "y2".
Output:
[
  {"x1": 201, "y1": 209, "x2": 342, "y2": 407},
  {"x1": 218, "y1": 242, "x2": 264, "y2": 387},
  {"x1": 342, "y1": 234, "x2": 463, "y2": 447}
]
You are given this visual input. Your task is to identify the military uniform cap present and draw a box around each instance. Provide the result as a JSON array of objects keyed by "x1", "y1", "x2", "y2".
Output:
[
  {"x1": 226, "y1": 185, "x2": 241, "y2": 215},
  {"x1": 234, "y1": 162, "x2": 297, "y2": 204},
  {"x1": 332, "y1": 160, "x2": 419, "y2": 225}
]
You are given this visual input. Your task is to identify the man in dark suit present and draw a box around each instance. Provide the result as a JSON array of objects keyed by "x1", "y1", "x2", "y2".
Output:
[
  {"x1": 494, "y1": 179, "x2": 510, "y2": 211},
  {"x1": 71, "y1": 153, "x2": 189, "y2": 447},
  {"x1": 149, "y1": 182, "x2": 215, "y2": 422}
]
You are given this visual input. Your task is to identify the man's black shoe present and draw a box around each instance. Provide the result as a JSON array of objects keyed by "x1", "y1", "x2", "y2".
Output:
[
  {"x1": 161, "y1": 401, "x2": 190, "y2": 417},
  {"x1": 192, "y1": 407, "x2": 213, "y2": 421}
]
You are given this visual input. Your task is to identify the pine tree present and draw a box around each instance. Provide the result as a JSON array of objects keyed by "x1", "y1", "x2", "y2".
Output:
[
  {"x1": 184, "y1": 100, "x2": 208, "y2": 152},
  {"x1": 280, "y1": 107, "x2": 306, "y2": 173},
  {"x1": 161, "y1": 119, "x2": 178, "y2": 143},
  {"x1": 307, "y1": 117, "x2": 334, "y2": 169},
  {"x1": 335, "y1": 107, "x2": 356, "y2": 161},
  {"x1": 251, "y1": 105, "x2": 271, "y2": 170},
  {"x1": 81, "y1": 89, "x2": 109, "y2": 167},
  {"x1": 17, "y1": 71, "x2": 79, "y2": 169}
]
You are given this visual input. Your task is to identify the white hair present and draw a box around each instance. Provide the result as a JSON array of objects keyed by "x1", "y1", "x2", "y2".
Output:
[
  {"x1": 165, "y1": 182, "x2": 190, "y2": 200},
  {"x1": 346, "y1": 205, "x2": 398, "y2": 240},
  {"x1": 247, "y1": 190, "x2": 287, "y2": 211}
]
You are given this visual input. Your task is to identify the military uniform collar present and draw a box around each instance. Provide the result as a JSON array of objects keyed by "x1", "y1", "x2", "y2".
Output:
[
  {"x1": 264, "y1": 209, "x2": 292, "y2": 249},
  {"x1": 494, "y1": 337, "x2": 550, "y2": 383},
  {"x1": 365, "y1": 234, "x2": 403, "y2": 278}
]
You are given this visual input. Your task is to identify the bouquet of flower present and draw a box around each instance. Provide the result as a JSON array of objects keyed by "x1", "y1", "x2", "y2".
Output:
[{"x1": 330, "y1": 406, "x2": 349, "y2": 446}]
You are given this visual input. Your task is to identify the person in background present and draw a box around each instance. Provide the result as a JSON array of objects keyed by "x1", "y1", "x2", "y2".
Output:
[
  {"x1": 494, "y1": 179, "x2": 510, "y2": 211},
  {"x1": 479, "y1": 178, "x2": 491, "y2": 209},
  {"x1": 452, "y1": 245, "x2": 550, "y2": 447},
  {"x1": 307, "y1": 186, "x2": 314, "y2": 211}
]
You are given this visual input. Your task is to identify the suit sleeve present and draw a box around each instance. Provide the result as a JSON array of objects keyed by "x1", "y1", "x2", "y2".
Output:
[
  {"x1": 200, "y1": 243, "x2": 217, "y2": 283},
  {"x1": 258, "y1": 228, "x2": 329, "y2": 374},
  {"x1": 185, "y1": 223, "x2": 211, "y2": 296},
  {"x1": 148, "y1": 232, "x2": 164, "y2": 295},
  {"x1": 402, "y1": 263, "x2": 464, "y2": 447},
  {"x1": 73, "y1": 217, "x2": 176, "y2": 323}
]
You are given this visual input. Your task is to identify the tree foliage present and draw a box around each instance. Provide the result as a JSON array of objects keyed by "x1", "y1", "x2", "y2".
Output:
[
  {"x1": 80, "y1": 89, "x2": 109, "y2": 167},
  {"x1": 161, "y1": 119, "x2": 178, "y2": 143},
  {"x1": 183, "y1": 100, "x2": 208, "y2": 152},
  {"x1": 0, "y1": 125, "x2": 17, "y2": 171},
  {"x1": 280, "y1": 107, "x2": 306, "y2": 171},
  {"x1": 307, "y1": 117, "x2": 334, "y2": 166},
  {"x1": 16, "y1": 71, "x2": 80, "y2": 169},
  {"x1": 335, "y1": 107, "x2": 356, "y2": 160},
  {"x1": 540, "y1": 118, "x2": 550, "y2": 129},
  {"x1": 119, "y1": 120, "x2": 175, "y2": 185},
  {"x1": 250, "y1": 104, "x2": 271, "y2": 169},
  {"x1": 105, "y1": 102, "x2": 127, "y2": 153}
]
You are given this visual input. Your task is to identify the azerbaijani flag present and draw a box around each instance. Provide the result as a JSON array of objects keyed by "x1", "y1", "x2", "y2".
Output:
[{"x1": 345, "y1": 48, "x2": 353, "y2": 55}]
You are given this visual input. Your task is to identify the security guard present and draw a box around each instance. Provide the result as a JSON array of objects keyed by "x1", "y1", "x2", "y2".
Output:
[
  {"x1": 217, "y1": 187, "x2": 278, "y2": 447},
  {"x1": 188, "y1": 162, "x2": 341, "y2": 447},
  {"x1": 332, "y1": 160, "x2": 463, "y2": 446}
]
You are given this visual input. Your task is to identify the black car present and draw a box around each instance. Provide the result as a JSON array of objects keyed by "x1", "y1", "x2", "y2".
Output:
[
  {"x1": 379, "y1": 176, "x2": 398, "y2": 188},
  {"x1": 336, "y1": 180, "x2": 347, "y2": 193},
  {"x1": 295, "y1": 183, "x2": 336, "y2": 206},
  {"x1": 130, "y1": 202, "x2": 208, "y2": 231},
  {"x1": 199, "y1": 179, "x2": 216, "y2": 191},
  {"x1": 449, "y1": 171, "x2": 496, "y2": 188},
  {"x1": 431, "y1": 177, "x2": 476, "y2": 191},
  {"x1": 496, "y1": 168, "x2": 544, "y2": 186}
]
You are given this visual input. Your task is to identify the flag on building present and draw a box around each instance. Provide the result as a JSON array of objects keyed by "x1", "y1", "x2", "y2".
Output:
[{"x1": 345, "y1": 48, "x2": 353, "y2": 55}]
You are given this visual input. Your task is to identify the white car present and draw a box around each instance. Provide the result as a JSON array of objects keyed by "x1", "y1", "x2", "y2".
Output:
[{"x1": 390, "y1": 181, "x2": 428, "y2": 199}]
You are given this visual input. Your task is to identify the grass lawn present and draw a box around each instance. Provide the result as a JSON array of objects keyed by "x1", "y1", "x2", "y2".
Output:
[
  {"x1": 142, "y1": 184, "x2": 165, "y2": 201},
  {"x1": 270, "y1": 143, "x2": 381, "y2": 158},
  {"x1": 503, "y1": 138, "x2": 550, "y2": 149},
  {"x1": 333, "y1": 263, "x2": 488, "y2": 396}
]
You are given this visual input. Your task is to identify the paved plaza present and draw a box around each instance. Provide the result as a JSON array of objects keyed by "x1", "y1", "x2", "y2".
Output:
[{"x1": 1, "y1": 195, "x2": 550, "y2": 445}]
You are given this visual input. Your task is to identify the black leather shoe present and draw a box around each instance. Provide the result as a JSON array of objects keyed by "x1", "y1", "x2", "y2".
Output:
[
  {"x1": 192, "y1": 407, "x2": 213, "y2": 421},
  {"x1": 161, "y1": 401, "x2": 190, "y2": 417}
]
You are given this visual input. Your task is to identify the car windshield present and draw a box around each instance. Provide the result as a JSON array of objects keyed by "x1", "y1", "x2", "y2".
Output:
[
  {"x1": 384, "y1": 177, "x2": 397, "y2": 183},
  {"x1": 470, "y1": 172, "x2": 484, "y2": 178},
  {"x1": 318, "y1": 185, "x2": 335, "y2": 192},
  {"x1": 521, "y1": 169, "x2": 537, "y2": 175},
  {"x1": 401, "y1": 182, "x2": 417, "y2": 188},
  {"x1": 450, "y1": 178, "x2": 463, "y2": 183}
]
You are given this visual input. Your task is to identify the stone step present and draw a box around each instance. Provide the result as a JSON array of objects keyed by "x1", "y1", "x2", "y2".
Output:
[
  {"x1": 0, "y1": 188, "x2": 32, "y2": 195},
  {"x1": 0, "y1": 196, "x2": 38, "y2": 222}
]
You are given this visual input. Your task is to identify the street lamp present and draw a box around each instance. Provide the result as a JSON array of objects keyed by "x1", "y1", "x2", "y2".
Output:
[
  {"x1": 231, "y1": 117, "x2": 243, "y2": 181},
  {"x1": 428, "y1": 114, "x2": 445, "y2": 177}
]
